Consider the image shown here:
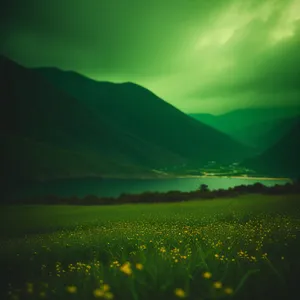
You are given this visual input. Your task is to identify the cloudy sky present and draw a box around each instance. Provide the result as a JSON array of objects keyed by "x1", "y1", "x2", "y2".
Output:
[{"x1": 1, "y1": 0, "x2": 300, "y2": 114}]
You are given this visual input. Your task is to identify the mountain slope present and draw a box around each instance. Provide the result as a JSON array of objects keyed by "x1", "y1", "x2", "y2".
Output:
[
  {"x1": 256, "y1": 116, "x2": 300, "y2": 150},
  {"x1": 243, "y1": 121, "x2": 300, "y2": 177},
  {"x1": 1, "y1": 56, "x2": 253, "y2": 184},
  {"x1": 190, "y1": 108, "x2": 300, "y2": 150},
  {"x1": 0, "y1": 56, "x2": 185, "y2": 182},
  {"x1": 37, "y1": 67, "x2": 252, "y2": 165}
]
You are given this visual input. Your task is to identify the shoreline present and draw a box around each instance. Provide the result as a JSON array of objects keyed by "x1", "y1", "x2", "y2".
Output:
[
  {"x1": 174, "y1": 175, "x2": 292, "y2": 181},
  {"x1": 19, "y1": 175, "x2": 292, "y2": 182}
]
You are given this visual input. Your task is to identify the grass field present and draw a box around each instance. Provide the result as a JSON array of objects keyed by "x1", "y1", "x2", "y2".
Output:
[{"x1": 1, "y1": 194, "x2": 300, "y2": 300}]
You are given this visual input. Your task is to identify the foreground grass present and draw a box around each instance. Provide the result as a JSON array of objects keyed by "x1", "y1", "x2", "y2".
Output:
[{"x1": 1, "y1": 194, "x2": 300, "y2": 300}]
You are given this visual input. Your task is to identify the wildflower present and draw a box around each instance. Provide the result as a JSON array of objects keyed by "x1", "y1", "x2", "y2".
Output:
[
  {"x1": 120, "y1": 262, "x2": 132, "y2": 275},
  {"x1": 39, "y1": 291, "x2": 46, "y2": 298},
  {"x1": 102, "y1": 284, "x2": 110, "y2": 292},
  {"x1": 174, "y1": 288, "x2": 186, "y2": 298},
  {"x1": 213, "y1": 281, "x2": 222, "y2": 289},
  {"x1": 224, "y1": 287, "x2": 233, "y2": 295},
  {"x1": 66, "y1": 285, "x2": 77, "y2": 293},
  {"x1": 94, "y1": 289, "x2": 105, "y2": 297},
  {"x1": 160, "y1": 247, "x2": 166, "y2": 253},
  {"x1": 136, "y1": 263, "x2": 143, "y2": 270},
  {"x1": 104, "y1": 292, "x2": 114, "y2": 299},
  {"x1": 203, "y1": 271, "x2": 212, "y2": 279}
]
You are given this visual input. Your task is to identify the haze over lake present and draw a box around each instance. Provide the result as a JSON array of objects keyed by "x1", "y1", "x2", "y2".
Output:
[{"x1": 9, "y1": 177, "x2": 291, "y2": 200}]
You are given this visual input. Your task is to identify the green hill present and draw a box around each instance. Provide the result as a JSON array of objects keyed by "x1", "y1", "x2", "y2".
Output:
[
  {"x1": 37, "y1": 67, "x2": 251, "y2": 164},
  {"x1": 190, "y1": 108, "x2": 300, "y2": 151},
  {"x1": 0, "y1": 56, "x2": 183, "y2": 183},
  {"x1": 1, "y1": 56, "x2": 252, "y2": 184},
  {"x1": 243, "y1": 120, "x2": 300, "y2": 177}
]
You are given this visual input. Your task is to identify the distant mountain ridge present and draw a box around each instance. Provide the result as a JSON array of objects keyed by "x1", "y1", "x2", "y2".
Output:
[
  {"x1": 1, "y1": 55, "x2": 252, "y2": 184},
  {"x1": 190, "y1": 108, "x2": 300, "y2": 151},
  {"x1": 243, "y1": 120, "x2": 300, "y2": 177}
]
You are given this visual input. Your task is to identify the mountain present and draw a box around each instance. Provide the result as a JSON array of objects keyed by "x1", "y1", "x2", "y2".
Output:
[
  {"x1": 0, "y1": 56, "x2": 252, "y2": 184},
  {"x1": 36, "y1": 67, "x2": 251, "y2": 163},
  {"x1": 256, "y1": 116, "x2": 300, "y2": 150},
  {"x1": 190, "y1": 108, "x2": 300, "y2": 151},
  {"x1": 0, "y1": 56, "x2": 183, "y2": 183},
  {"x1": 243, "y1": 120, "x2": 300, "y2": 177}
]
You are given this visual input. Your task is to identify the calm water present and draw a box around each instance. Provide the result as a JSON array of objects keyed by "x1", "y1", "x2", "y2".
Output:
[{"x1": 9, "y1": 177, "x2": 291, "y2": 199}]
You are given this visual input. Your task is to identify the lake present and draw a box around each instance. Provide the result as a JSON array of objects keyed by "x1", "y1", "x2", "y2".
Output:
[{"x1": 8, "y1": 177, "x2": 292, "y2": 200}]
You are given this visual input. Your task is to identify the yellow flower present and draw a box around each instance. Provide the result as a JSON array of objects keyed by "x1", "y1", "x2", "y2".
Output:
[
  {"x1": 174, "y1": 288, "x2": 186, "y2": 298},
  {"x1": 136, "y1": 263, "x2": 143, "y2": 270},
  {"x1": 120, "y1": 262, "x2": 132, "y2": 275},
  {"x1": 102, "y1": 284, "x2": 110, "y2": 292},
  {"x1": 93, "y1": 288, "x2": 105, "y2": 297},
  {"x1": 39, "y1": 291, "x2": 46, "y2": 298},
  {"x1": 66, "y1": 285, "x2": 77, "y2": 294},
  {"x1": 224, "y1": 287, "x2": 234, "y2": 295},
  {"x1": 213, "y1": 281, "x2": 222, "y2": 289},
  {"x1": 160, "y1": 247, "x2": 166, "y2": 253},
  {"x1": 203, "y1": 271, "x2": 212, "y2": 279},
  {"x1": 104, "y1": 292, "x2": 114, "y2": 299}
]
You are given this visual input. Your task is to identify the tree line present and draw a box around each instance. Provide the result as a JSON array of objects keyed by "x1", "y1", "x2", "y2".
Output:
[{"x1": 4, "y1": 180, "x2": 300, "y2": 205}]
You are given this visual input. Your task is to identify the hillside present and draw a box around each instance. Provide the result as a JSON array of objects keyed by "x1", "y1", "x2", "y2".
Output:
[
  {"x1": 243, "y1": 121, "x2": 300, "y2": 177},
  {"x1": 0, "y1": 56, "x2": 252, "y2": 184},
  {"x1": 255, "y1": 116, "x2": 300, "y2": 150},
  {"x1": 0, "y1": 56, "x2": 185, "y2": 183},
  {"x1": 37, "y1": 67, "x2": 251, "y2": 165},
  {"x1": 190, "y1": 108, "x2": 300, "y2": 151}
]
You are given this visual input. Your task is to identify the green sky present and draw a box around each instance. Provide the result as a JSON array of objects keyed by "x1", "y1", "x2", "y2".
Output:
[{"x1": 1, "y1": 0, "x2": 300, "y2": 114}]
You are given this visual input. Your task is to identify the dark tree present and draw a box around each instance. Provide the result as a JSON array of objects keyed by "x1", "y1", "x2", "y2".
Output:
[{"x1": 199, "y1": 184, "x2": 209, "y2": 192}]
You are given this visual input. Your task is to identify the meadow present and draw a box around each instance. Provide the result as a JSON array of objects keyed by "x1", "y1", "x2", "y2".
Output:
[{"x1": 1, "y1": 194, "x2": 300, "y2": 300}]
